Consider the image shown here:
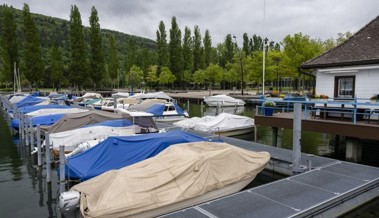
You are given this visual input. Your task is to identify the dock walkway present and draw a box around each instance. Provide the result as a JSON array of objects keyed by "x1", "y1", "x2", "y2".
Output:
[{"x1": 158, "y1": 123, "x2": 379, "y2": 218}]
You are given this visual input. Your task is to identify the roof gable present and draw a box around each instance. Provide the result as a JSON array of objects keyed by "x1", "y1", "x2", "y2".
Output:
[{"x1": 301, "y1": 16, "x2": 379, "y2": 69}]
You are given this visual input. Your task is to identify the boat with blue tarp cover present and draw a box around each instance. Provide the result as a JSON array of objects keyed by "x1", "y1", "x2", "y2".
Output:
[{"x1": 59, "y1": 130, "x2": 209, "y2": 181}]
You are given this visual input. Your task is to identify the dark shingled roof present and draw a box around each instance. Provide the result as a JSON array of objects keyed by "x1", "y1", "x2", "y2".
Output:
[{"x1": 301, "y1": 16, "x2": 379, "y2": 69}]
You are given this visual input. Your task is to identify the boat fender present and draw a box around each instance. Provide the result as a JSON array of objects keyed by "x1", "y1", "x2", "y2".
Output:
[{"x1": 59, "y1": 191, "x2": 80, "y2": 210}]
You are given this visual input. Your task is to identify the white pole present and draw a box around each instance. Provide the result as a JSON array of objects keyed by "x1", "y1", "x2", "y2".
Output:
[
  {"x1": 262, "y1": 0, "x2": 266, "y2": 96},
  {"x1": 293, "y1": 103, "x2": 302, "y2": 173},
  {"x1": 37, "y1": 125, "x2": 42, "y2": 166},
  {"x1": 45, "y1": 132, "x2": 51, "y2": 183},
  {"x1": 59, "y1": 145, "x2": 66, "y2": 193}
]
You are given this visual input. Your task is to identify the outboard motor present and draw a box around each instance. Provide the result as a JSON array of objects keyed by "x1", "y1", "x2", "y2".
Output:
[{"x1": 59, "y1": 191, "x2": 80, "y2": 216}]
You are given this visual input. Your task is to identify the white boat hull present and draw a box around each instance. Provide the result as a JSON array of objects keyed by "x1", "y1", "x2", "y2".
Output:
[
  {"x1": 206, "y1": 100, "x2": 245, "y2": 107},
  {"x1": 215, "y1": 126, "x2": 254, "y2": 136}
]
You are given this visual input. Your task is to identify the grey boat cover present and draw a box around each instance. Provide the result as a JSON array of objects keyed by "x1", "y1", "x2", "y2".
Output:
[
  {"x1": 71, "y1": 141, "x2": 270, "y2": 218},
  {"x1": 40, "y1": 110, "x2": 157, "y2": 133},
  {"x1": 128, "y1": 99, "x2": 165, "y2": 111}
]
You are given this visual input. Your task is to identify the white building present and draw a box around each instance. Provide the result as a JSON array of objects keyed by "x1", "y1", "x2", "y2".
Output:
[{"x1": 301, "y1": 16, "x2": 379, "y2": 105}]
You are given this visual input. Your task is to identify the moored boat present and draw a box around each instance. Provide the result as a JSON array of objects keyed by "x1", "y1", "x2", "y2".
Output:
[
  {"x1": 204, "y1": 94, "x2": 245, "y2": 107},
  {"x1": 174, "y1": 113, "x2": 254, "y2": 136},
  {"x1": 60, "y1": 141, "x2": 270, "y2": 218}
]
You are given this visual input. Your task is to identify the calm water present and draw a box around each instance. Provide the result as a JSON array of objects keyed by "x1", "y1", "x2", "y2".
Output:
[{"x1": 0, "y1": 103, "x2": 378, "y2": 218}]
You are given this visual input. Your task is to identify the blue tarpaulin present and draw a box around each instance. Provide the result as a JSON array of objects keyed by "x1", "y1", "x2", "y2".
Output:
[
  {"x1": 174, "y1": 102, "x2": 185, "y2": 115},
  {"x1": 15, "y1": 96, "x2": 46, "y2": 108},
  {"x1": 11, "y1": 113, "x2": 65, "y2": 129},
  {"x1": 144, "y1": 103, "x2": 186, "y2": 116},
  {"x1": 61, "y1": 130, "x2": 209, "y2": 181},
  {"x1": 81, "y1": 119, "x2": 133, "y2": 128},
  {"x1": 145, "y1": 104, "x2": 165, "y2": 116}
]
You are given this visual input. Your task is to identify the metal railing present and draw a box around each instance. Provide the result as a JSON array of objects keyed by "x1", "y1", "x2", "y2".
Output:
[{"x1": 257, "y1": 96, "x2": 379, "y2": 125}]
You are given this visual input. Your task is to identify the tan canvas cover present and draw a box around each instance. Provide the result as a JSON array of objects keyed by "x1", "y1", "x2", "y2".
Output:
[
  {"x1": 71, "y1": 141, "x2": 270, "y2": 218},
  {"x1": 40, "y1": 110, "x2": 128, "y2": 133}
]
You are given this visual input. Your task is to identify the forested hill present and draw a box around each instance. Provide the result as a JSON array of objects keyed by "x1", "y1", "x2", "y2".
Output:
[{"x1": 0, "y1": 5, "x2": 157, "y2": 55}]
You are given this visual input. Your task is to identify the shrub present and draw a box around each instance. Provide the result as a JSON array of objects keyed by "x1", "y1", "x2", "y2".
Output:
[{"x1": 263, "y1": 101, "x2": 276, "y2": 107}]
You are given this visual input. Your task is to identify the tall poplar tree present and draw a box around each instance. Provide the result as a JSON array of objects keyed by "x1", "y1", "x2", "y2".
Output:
[
  {"x1": 182, "y1": 26, "x2": 193, "y2": 72},
  {"x1": 69, "y1": 5, "x2": 87, "y2": 89},
  {"x1": 22, "y1": 3, "x2": 43, "y2": 89},
  {"x1": 108, "y1": 35, "x2": 119, "y2": 88},
  {"x1": 156, "y1": 21, "x2": 169, "y2": 75},
  {"x1": 224, "y1": 34, "x2": 234, "y2": 64},
  {"x1": 243, "y1": 33, "x2": 250, "y2": 56},
  {"x1": 0, "y1": 6, "x2": 18, "y2": 83},
  {"x1": 89, "y1": 6, "x2": 105, "y2": 90},
  {"x1": 169, "y1": 17, "x2": 183, "y2": 85},
  {"x1": 193, "y1": 25, "x2": 203, "y2": 72},
  {"x1": 50, "y1": 45, "x2": 64, "y2": 90},
  {"x1": 125, "y1": 37, "x2": 137, "y2": 89},
  {"x1": 203, "y1": 29, "x2": 212, "y2": 68}
]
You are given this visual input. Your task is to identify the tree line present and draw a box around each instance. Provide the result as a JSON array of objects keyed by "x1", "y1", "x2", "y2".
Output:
[{"x1": 0, "y1": 4, "x2": 353, "y2": 92}]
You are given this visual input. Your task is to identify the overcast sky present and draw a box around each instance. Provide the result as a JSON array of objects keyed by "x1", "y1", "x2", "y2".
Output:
[{"x1": 4, "y1": 0, "x2": 379, "y2": 45}]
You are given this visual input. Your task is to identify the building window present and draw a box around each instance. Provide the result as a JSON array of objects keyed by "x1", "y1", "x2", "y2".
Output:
[{"x1": 334, "y1": 76, "x2": 355, "y2": 99}]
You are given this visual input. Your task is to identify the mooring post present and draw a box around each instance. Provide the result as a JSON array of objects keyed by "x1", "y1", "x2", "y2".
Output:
[
  {"x1": 113, "y1": 95, "x2": 117, "y2": 111},
  {"x1": 307, "y1": 154, "x2": 314, "y2": 171},
  {"x1": 59, "y1": 145, "x2": 66, "y2": 193},
  {"x1": 20, "y1": 113, "x2": 24, "y2": 140},
  {"x1": 293, "y1": 103, "x2": 302, "y2": 173},
  {"x1": 216, "y1": 103, "x2": 219, "y2": 115},
  {"x1": 30, "y1": 119, "x2": 34, "y2": 149},
  {"x1": 37, "y1": 125, "x2": 42, "y2": 166},
  {"x1": 200, "y1": 102, "x2": 204, "y2": 117},
  {"x1": 187, "y1": 99, "x2": 190, "y2": 113},
  {"x1": 272, "y1": 127, "x2": 278, "y2": 147},
  {"x1": 25, "y1": 115, "x2": 29, "y2": 146},
  {"x1": 45, "y1": 132, "x2": 51, "y2": 183}
]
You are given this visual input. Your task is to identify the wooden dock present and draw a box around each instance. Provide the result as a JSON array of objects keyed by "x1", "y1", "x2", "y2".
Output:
[
  {"x1": 157, "y1": 123, "x2": 379, "y2": 218},
  {"x1": 254, "y1": 111, "x2": 379, "y2": 140}
]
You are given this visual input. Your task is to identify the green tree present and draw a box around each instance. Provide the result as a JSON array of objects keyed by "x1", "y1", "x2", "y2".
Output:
[
  {"x1": 89, "y1": 6, "x2": 105, "y2": 90},
  {"x1": 192, "y1": 69, "x2": 205, "y2": 90},
  {"x1": 224, "y1": 63, "x2": 239, "y2": 89},
  {"x1": 159, "y1": 66, "x2": 176, "y2": 89},
  {"x1": 251, "y1": 34, "x2": 263, "y2": 52},
  {"x1": 156, "y1": 21, "x2": 169, "y2": 74},
  {"x1": 169, "y1": 17, "x2": 183, "y2": 85},
  {"x1": 182, "y1": 26, "x2": 193, "y2": 72},
  {"x1": 146, "y1": 65, "x2": 159, "y2": 89},
  {"x1": 245, "y1": 51, "x2": 263, "y2": 93},
  {"x1": 243, "y1": 33, "x2": 250, "y2": 56},
  {"x1": 204, "y1": 63, "x2": 223, "y2": 91},
  {"x1": 203, "y1": 29, "x2": 212, "y2": 67},
  {"x1": 266, "y1": 50, "x2": 289, "y2": 91},
  {"x1": 69, "y1": 5, "x2": 87, "y2": 90},
  {"x1": 22, "y1": 3, "x2": 44, "y2": 89},
  {"x1": 216, "y1": 43, "x2": 226, "y2": 68},
  {"x1": 336, "y1": 31, "x2": 353, "y2": 45},
  {"x1": 50, "y1": 45, "x2": 64, "y2": 90},
  {"x1": 127, "y1": 65, "x2": 144, "y2": 91},
  {"x1": 125, "y1": 37, "x2": 137, "y2": 73},
  {"x1": 282, "y1": 32, "x2": 323, "y2": 92},
  {"x1": 0, "y1": 5, "x2": 18, "y2": 83},
  {"x1": 108, "y1": 35, "x2": 119, "y2": 88},
  {"x1": 224, "y1": 34, "x2": 234, "y2": 64},
  {"x1": 193, "y1": 25, "x2": 203, "y2": 71}
]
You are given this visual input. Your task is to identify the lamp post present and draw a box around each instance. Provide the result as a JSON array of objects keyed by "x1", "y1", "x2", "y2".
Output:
[{"x1": 233, "y1": 35, "x2": 244, "y2": 95}]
